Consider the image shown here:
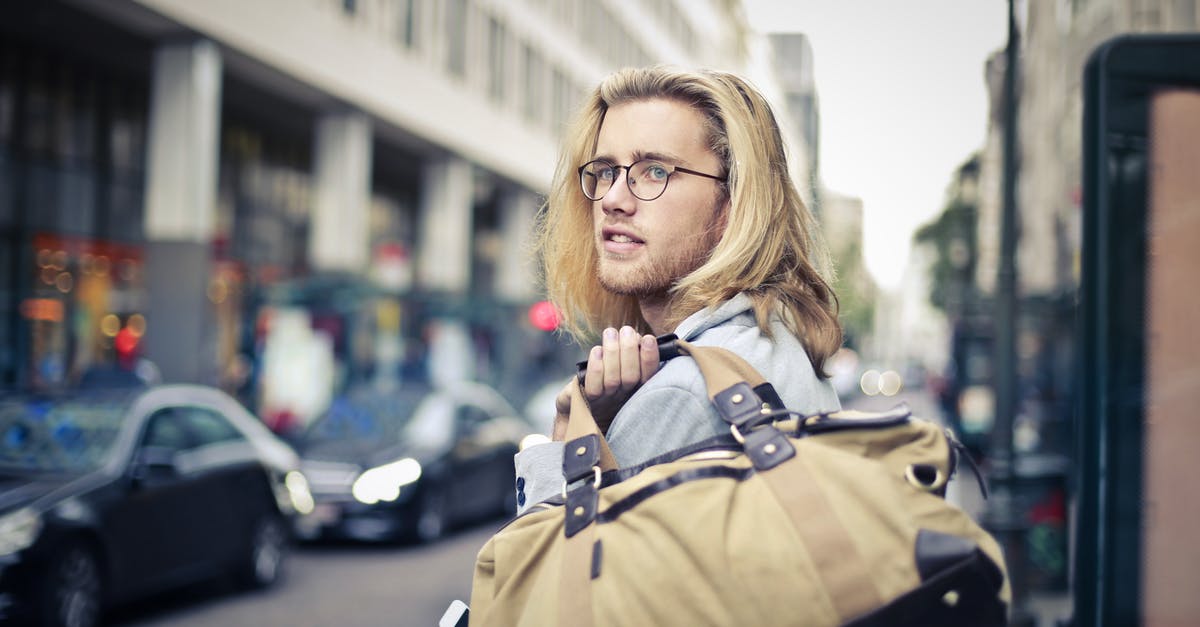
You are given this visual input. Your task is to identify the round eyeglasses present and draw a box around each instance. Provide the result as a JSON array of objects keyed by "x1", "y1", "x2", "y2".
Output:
[{"x1": 578, "y1": 159, "x2": 725, "y2": 202}]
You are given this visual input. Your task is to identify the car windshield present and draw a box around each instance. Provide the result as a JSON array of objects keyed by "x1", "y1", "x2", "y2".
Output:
[
  {"x1": 303, "y1": 386, "x2": 429, "y2": 446},
  {"x1": 0, "y1": 395, "x2": 131, "y2": 473}
]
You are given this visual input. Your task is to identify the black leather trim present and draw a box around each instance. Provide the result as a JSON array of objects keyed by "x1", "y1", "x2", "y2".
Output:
[
  {"x1": 802, "y1": 403, "x2": 913, "y2": 435},
  {"x1": 564, "y1": 484, "x2": 599, "y2": 538},
  {"x1": 752, "y1": 382, "x2": 786, "y2": 411},
  {"x1": 844, "y1": 546, "x2": 1007, "y2": 627},
  {"x1": 714, "y1": 382, "x2": 766, "y2": 428},
  {"x1": 598, "y1": 465, "x2": 755, "y2": 524},
  {"x1": 563, "y1": 434, "x2": 600, "y2": 482},
  {"x1": 616, "y1": 435, "x2": 742, "y2": 479},
  {"x1": 915, "y1": 529, "x2": 978, "y2": 581},
  {"x1": 743, "y1": 425, "x2": 796, "y2": 471},
  {"x1": 591, "y1": 539, "x2": 603, "y2": 579}
]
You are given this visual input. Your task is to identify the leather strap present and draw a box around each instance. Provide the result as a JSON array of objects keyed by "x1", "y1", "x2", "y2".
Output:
[
  {"x1": 761, "y1": 451, "x2": 884, "y2": 621},
  {"x1": 559, "y1": 523, "x2": 596, "y2": 627},
  {"x1": 681, "y1": 339, "x2": 884, "y2": 620},
  {"x1": 675, "y1": 339, "x2": 768, "y2": 395},
  {"x1": 562, "y1": 379, "x2": 618, "y2": 472}
]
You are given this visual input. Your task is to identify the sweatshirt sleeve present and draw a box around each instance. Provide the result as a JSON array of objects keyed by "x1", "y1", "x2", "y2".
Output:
[{"x1": 513, "y1": 441, "x2": 565, "y2": 515}]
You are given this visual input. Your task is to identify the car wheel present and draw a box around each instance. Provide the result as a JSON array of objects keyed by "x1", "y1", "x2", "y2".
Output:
[
  {"x1": 40, "y1": 542, "x2": 102, "y2": 627},
  {"x1": 237, "y1": 513, "x2": 287, "y2": 589},
  {"x1": 415, "y1": 488, "x2": 447, "y2": 543}
]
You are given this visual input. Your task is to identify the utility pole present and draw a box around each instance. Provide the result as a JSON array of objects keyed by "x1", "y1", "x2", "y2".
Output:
[{"x1": 987, "y1": 0, "x2": 1030, "y2": 623}]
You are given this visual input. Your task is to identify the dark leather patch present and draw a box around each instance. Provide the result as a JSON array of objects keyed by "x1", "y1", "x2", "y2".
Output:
[
  {"x1": 591, "y1": 539, "x2": 603, "y2": 579},
  {"x1": 563, "y1": 434, "x2": 600, "y2": 483},
  {"x1": 752, "y1": 382, "x2": 786, "y2": 412},
  {"x1": 844, "y1": 543, "x2": 1006, "y2": 627},
  {"x1": 714, "y1": 382, "x2": 765, "y2": 428},
  {"x1": 564, "y1": 485, "x2": 599, "y2": 538},
  {"x1": 915, "y1": 529, "x2": 977, "y2": 581},
  {"x1": 743, "y1": 426, "x2": 795, "y2": 470}
]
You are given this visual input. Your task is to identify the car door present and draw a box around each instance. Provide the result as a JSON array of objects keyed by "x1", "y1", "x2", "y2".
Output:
[
  {"x1": 171, "y1": 405, "x2": 264, "y2": 566},
  {"x1": 447, "y1": 401, "x2": 509, "y2": 520},
  {"x1": 104, "y1": 407, "x2": 211, "y2": 595}
]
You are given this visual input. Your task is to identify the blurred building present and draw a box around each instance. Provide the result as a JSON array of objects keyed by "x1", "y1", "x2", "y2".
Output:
[
  {"x1": 969, "y1": 0, "x2": 1200, "y2": 458},
  {"x1": 933, "y1": 0, "x2": 1200, "y2": 604},
  {"x1": 2, "y1": 1, "x2": 801, "y2": 418},
  {"x1": 765, "y1": 33, "x2": 820, "y2": 210},
  {"x1": 978, "y1": 1, "x2": 1200, "y2": 299}
]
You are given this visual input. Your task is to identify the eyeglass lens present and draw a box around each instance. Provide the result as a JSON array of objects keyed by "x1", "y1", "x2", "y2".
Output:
[{"x1": 580, "y1": 160, "x2": 672, "y2": 201}]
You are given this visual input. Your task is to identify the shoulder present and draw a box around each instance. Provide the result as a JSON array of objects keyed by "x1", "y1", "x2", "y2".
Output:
[{"x1": 689, "y1": 310, "x2": 842, "y2": 415}]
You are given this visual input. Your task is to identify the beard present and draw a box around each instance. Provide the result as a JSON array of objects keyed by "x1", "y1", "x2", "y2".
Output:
[{"x1": 596, "y1": 215, "x2": 723, "y2": 298}]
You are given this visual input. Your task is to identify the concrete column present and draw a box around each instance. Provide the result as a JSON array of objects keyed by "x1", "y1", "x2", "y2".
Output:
[
  {"x1": 417, "y1": 156, "x2": 473, "y2": 292},
  {"x1": 142, "y1": 40, "x2": 222, "y2": 385},
  {"x1": 495, "y1": 189, "x2": 539, "y2": 302},
  {"x1": 310, "y1": 111, "x2": 372, "y2": 273},
  {"x1": 144, "y1": 40, "x2": 221, "y2": 242}
]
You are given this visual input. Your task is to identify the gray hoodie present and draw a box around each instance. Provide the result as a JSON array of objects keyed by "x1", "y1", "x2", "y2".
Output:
[{"x1": 513, "y1": 293, "x2": 841, "y2": 513}]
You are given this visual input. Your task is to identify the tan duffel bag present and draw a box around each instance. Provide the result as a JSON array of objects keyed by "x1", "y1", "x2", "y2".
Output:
[{"x1": 469, "y1": 339, "x2": 1010, "y2": 626}]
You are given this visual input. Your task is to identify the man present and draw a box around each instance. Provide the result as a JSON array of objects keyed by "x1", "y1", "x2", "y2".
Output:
[{"x1": 515, "y1": 66, "x2": 842, "y2": 512}]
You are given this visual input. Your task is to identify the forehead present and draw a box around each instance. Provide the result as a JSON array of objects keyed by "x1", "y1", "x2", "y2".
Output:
[{"x1": 594, "y1": 98, "x2": 711, "y2": 161}]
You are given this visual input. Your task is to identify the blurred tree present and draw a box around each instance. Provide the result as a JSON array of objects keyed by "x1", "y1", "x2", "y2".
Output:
[
  {"x1": 829, "y1": 237, "x2": 875, "y2": 351},
  {"x1": 914, "y1": 155, "x2": 980, "y2": 317}
]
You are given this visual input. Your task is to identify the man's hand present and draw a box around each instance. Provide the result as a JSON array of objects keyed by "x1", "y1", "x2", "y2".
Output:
[{"x1": 553, "y1": 326, "x2": 659, "y2": 440}]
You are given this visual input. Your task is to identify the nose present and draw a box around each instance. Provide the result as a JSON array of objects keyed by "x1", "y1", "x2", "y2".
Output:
[{"x1": 600, "y1": 170, "x2": 637, "y2": 215}]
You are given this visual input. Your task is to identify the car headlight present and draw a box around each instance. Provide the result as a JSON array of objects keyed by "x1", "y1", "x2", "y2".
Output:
[
  {"x1": 0, "y1": 507, "x2": 43, "y2": 557},
  {"x1": 351, "y1": 458, "x2": 422, "y2": 505},
  {"x1": 285, "y1": 471, "x2": 315, "y2": 515}
]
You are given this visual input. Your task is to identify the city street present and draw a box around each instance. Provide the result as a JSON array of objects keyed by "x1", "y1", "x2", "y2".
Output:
[{"x1": 109, "y1": 524, "x2": 496, "y2": 627}]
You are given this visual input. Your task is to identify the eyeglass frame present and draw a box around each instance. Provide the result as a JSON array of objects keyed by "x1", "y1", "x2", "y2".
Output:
[{"x1": 577, "y1": 158, "x2": 726, "y2": 202}]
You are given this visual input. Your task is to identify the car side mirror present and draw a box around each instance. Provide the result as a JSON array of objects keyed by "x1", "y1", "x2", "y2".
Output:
[{"x1": 130, "y1": 446, "x2": 179, "y2": 485}]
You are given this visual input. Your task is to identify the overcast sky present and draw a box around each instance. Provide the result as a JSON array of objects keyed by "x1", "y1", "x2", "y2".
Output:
[{"x1": 742, "y1": 1, "x2": 1008, "y2": 289}]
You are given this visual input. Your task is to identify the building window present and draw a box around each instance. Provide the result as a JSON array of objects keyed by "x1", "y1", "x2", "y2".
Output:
[
  {"x1": 444, "y1": 0, "x2": 468, "y2": 78},
  {"x1": 521, "y1": 44, "x2": 543, "y2": 123},
  {"x1": 486, "y1": 16, "x2": 507, "y2": 105},
  {"x1": 396, "y1": 0, "x2": 420, "y2": 50}
]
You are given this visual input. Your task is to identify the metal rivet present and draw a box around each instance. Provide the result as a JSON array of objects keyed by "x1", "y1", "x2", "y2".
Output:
[
  {"x1": 764, "y1": 443, "x2": 777, "y2": 455},
  {"x1": 573, "y1": 506, "x2": 585, "y2": 517},
  {"x1": 576, "y1": 446, "x2": 587, "y2": 456},
  {"x1": 760, "y1": 408, "x2": 772, "y2": 415},
  {"x1": 942, "y1": 590, "x2": 959, "y2": 607},
  {"x1": 731, "y1": 393, "x2": 744, "y2": 404}
]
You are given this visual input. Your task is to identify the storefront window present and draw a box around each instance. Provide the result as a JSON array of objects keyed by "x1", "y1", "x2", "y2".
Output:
[{"x1": 0, "y1": 38, "x2": 150, "y2": 390}]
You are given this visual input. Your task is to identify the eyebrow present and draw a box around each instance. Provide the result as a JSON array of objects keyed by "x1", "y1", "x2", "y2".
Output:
[{"x1": 591, "y1": 150, "x2": 689, "y2": 165}]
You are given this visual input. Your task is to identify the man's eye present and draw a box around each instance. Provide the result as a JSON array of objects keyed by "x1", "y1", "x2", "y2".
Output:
[
  {"x1": 596, "y1": 167, "x2": 616, "y2": 181},
  {"x1": 644, "y1": 164, "x2": 670, "y2": 181}
]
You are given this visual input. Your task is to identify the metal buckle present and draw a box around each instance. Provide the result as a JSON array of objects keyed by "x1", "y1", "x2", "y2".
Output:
[{"x1": 562, "y1": 465, "x2": 602, "y2": 499}]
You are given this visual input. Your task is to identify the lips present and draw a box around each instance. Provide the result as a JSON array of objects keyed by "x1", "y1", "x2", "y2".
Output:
[{"x1": 601, "y1": 226, "x2": 645, "y2": 254}]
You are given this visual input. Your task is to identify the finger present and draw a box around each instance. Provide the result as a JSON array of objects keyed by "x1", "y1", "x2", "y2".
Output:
[
  {"x1": 639, "y1": 334, "x2": 660, "y2": 384},
  {"x1": 552, "y1": 413, "x2": 568, "y2": 441},
  {"x1": 584, "y1": 345, "x2": 604, "y2": 398},
  {"x1": 601, "y1": 327, "x2": 621, "y2": 393},
  {"x1": 555, "y1": 382, "x2": 572, "y2": 416},
  {"x1": 618, "y1": 326, "x2": 641, "y2": 387}
]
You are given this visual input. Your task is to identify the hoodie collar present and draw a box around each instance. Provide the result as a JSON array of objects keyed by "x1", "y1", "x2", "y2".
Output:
[{"x1": 672, "y1": 293, "x2": 754, "y2": 341}]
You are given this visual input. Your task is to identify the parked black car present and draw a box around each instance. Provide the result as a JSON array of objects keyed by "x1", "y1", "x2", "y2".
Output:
[
  {"x1": 0, "y1": 385, "x2": 313, "y2": 627},
  {"x1": 293, "y1": 382, "x2": 531, "y2": 544}
]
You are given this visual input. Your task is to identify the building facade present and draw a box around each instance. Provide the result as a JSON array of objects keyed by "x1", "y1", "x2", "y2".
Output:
[{"x1": 2, "y1": 1, "x2": 795, "y2": 421}]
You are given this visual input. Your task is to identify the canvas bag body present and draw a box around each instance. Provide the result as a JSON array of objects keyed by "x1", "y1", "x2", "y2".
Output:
[{"x1": 469, "y1": 341, "x2": 1009, "y2": 626}]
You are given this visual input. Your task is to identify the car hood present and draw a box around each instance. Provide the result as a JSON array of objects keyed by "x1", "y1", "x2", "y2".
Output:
[{"x1": 0, "y1": 471, "x2": 90, "y2": 514}]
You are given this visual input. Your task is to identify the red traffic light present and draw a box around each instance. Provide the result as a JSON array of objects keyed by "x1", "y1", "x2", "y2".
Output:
[{"x1": 527, "y1": 301, "x2": 560, "y2": 332}]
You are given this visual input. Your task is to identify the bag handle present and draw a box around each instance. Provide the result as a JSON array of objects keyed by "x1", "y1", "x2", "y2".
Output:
[{"x1": 562, "y1": 336, "x2": 768, "y2": 472}]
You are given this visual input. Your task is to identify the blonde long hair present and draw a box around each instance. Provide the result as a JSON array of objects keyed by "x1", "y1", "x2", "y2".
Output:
[{"x1": 535, "y1": 66, "x2": 842, "y2": 376}]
